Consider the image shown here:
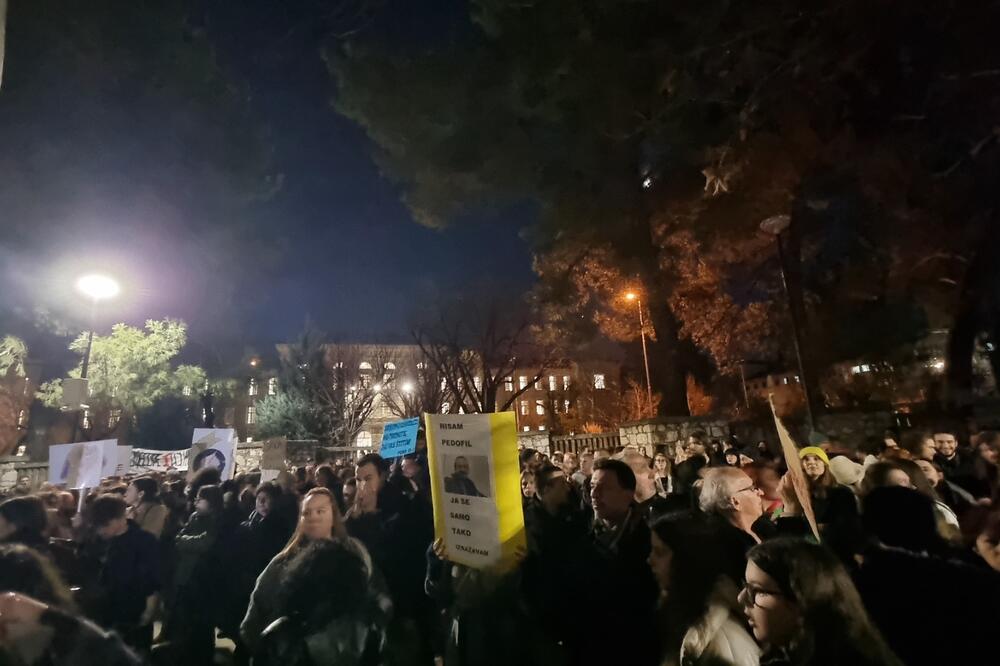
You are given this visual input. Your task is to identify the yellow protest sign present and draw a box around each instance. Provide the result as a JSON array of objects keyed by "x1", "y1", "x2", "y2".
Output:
[
  {"x1": 769, "y1": 397, "x2": 821, "y2": 541},
  {"x1": 425, "y1": 412, "x2": 525, "y2": 569}
]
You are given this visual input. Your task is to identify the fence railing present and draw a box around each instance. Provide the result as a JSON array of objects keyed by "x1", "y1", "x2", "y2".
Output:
[{"x1": 550, "y1": 432, "x2": 621, "y2": 454}]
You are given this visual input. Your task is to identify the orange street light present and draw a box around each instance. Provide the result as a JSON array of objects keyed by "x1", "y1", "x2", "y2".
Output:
[{"x1": 623, "y1": 289, "x2": 653, "y2": 416}]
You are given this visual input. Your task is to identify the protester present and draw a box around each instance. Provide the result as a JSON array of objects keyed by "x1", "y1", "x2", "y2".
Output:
[
  {"x1": 899, "y1": 430, "x2": 937, "y2": 461},
  {"x1": 0, "y1": 495, "x2": 51, "y2": 555},
  {"x1": 586, "y1": 458, "x2": 659, "y2": 666},
  {"x1": 520, "y1": 468, "x2": 536, "y2": 504},
  {"x1": 160, "y1": 484, "x2": 223, "y2": 665},
  {"x1": 561, "y1": 451, "x2": 579, "y2": 478},
  {"x1": 346, "y1": 454, "x2": 434, "y2": 665},
  {"x1": 747, "y1": 463, "x2": 783, "y2": 519},
  {"x1": 858, "y1": 460, "x2": 912, "y2": 496},
  {"x1": 82, "y1": 493, "x2": 161, "y2": 651},
  {"x1": 976, "y1": 511, "x2": 1000, "y2": 572},
  {"x1": 932, "y1": 427, "x2": 978, "y2": 494},
  {"x1": 652, "y1": 451, "x2": 672, "y2": 496},
  {"x1": 314, "y1": 464, "x2": 346, "y2": 513},
  {"x1": 649, "y1": 512, "x2": 759, "y2": 666},
  {"x1": 620, "y1": 449, "x2": 670, "y2": 520},
  {"x1": 124, "y1": 476, "x2": 168, "y2": 539},
  {"x1": 698, "y1": 467, "x2": 767, "y2": 546},
  {"x1": 740, "y1": 538, "x2": 902, "y2": 666},
  {"x1": 968, "y1": 430, "x2": 999, "y2": 499},
  {"x1": 797, "y1": 446, "x2": 862, "y2": 560},
  {"x1": 0, "y1": 544, "x2": 143, "y2": 666},
  {"x1": 894, "y1": 457, "x2": 962, "y2": 540}
]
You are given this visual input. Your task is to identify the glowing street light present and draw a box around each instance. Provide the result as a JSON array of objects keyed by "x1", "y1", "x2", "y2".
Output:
[
  {"x1": 75, "y1": 274, "x2": 120, "y2": 302},
  {"x1": 401, "y1": 381, "x2": 415, "y2": 394},
  {"x1": 623, "y1": 289, "x2": 653, "y2": 416}
]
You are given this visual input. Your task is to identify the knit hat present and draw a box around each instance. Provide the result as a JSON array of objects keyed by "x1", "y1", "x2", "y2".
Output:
[
  {"x1": 828, "y1": 455, "x2": 864, "y2": 486},
  {"x1": 798, "y1": 446, "x2": 830, "y2": 465}
]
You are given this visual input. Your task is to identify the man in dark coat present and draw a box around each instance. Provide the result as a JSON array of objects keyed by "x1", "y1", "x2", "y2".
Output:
[
  {"x1": 85, "y1": 494, "x2": 161, "y2": 652},
  {"x1": 444, "y1": 456, "x2": 485, "y2": 497}
]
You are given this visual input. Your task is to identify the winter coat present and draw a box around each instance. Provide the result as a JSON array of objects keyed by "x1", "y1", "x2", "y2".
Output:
[
  {"x1": 127, "y1": 501, "x2": 168, "y2": 539},
  {"x1": 664, "y1": 578, "x2": 759, "y2": 666},
  {"x1": 0, "y1": 606, "x2": 143, "y2": 666},
  {"x1": 87, "y1": 521, "x2": 161, "y2": 631}
]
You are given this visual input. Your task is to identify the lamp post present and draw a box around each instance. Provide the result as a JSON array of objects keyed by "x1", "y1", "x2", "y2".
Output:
[
  {"x1": 70, "y1": 274, "x2": 120, "y2": 441},
  {"x1": 759, "y1": 215, "x2": 816, "y2": 429},
  {"x1": 625, "y1": 291, "x2": 654, "y2": 416}
]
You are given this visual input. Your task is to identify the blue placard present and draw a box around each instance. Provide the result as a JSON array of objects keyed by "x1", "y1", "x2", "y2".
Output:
[{"x1": 379, "y1": 417, "x2": 420, "y2": 458}]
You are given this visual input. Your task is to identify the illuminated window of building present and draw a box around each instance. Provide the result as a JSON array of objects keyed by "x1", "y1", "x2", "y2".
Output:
[
  {"x1": 548, "y1": 375, "x2": 557, "y2": 391},
  {"x1": 474, "y1": 376, "x2": 482, "y2": 391},
  {"x1": 535, "y1": 400, "x2": 545, "y2": 415},
  {"x1": 593, "y1": 374, "x2": 606, "y2": 390},
  {"x1": 268, "y1": 377, "x2": 277, "y2": 395},
  {"x1": 356, "y1": 431, "x2": 372, "y2": 449},
  {"x1": 564, "y1": 399, "x2": 571, "y2": 413},
  {"x1": 519, "y1": 376, "x2": 528, "y2": 390},
  {"x1": 182, "y1": 385, "x2": 192, "y2": 397},
  {"x1": 520, "y1": 400, "x2": 528, "y2": 415},
  {"x1": 82, "y1": 410, "x2": 90, "y2": 429},
  {"x1": 539, "y1": 425, "x2": 546, "y2": 431},
  {"x1": 563, "y1": 375, "x2": 571, "y2": 390},
  {"x1": 248, "y1": 378, "x2": 258, "y2": 396},
  {"x1": 523, "y1": 426, "x2": 530, "y2": 432},
  {"x1": 504, "y1": 377, "x2": 514, "y2": 392},
  {"x1": 385, "y1": 362, "x2": 396, "y2": 371},
  {"x1": 246, "y1": 406, "x2": 257, "y2": 425},
  {"x1": 534, "y1": 378, "x2": 543, "y2": 390},
  {"x1": 16, "y1": 410, "x2": 27, "y2": 428},
  {"x1": 441, "y1": 402, "x2": 450, "y2": 414},
  {"x1": 360, "y1": 362, "x2": 372, "y2": 371},
  {"x1": 108, "y1": 409, "x2": 122, "y2": 428}
]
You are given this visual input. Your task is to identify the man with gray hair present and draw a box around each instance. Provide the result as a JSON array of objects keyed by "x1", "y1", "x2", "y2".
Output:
[{"x1": 699, "y1": 466, "x2": 767, "y2": 543}]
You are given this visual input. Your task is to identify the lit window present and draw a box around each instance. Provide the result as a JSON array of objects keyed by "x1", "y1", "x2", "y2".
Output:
[
  {"x1": 861, "y1": 364, "x2": 871, "y2": 373},
  {"x1": 202, "y1": 408, "x2": 208, "y2": 421},
  {"x1": 539, "y1": 425, "x2": 546, "y2": 431},
  {"x1": 593, "y1": 374, "x2": 606, "y2": 390},
  {"x1": 360, "y1": 362, "x2": 373, "y2": 371},
  {"x1": 553, "y1": 401, "x2": 560, "y2": 414},
  {"x1": 246, "y1": 406, "x2": 257, "y2": 425},
  {"x1": 536, "y1": 400, "x2": 545, "y2": 415},
  {"x1": 783, "y1": 377, "x2": 789, "y2": 385},
  {"x1": 359, "y1": 375, "x2": 371, "y2": 389},
  {"x1": 519, "y1": 376, "x2": 528, "y2": 390},
  {"x1": 23, "y1": 377, "x2": 29, "y2": 396},
  {"x1": 474, "y1": 376, "x2": 482, "y2": 391},
  {"x1": 794, "y1": 376, "x2": 800, "y2": 383},
  {"x1": 82, "y1": 410, "x2": 90, "y2": 429},
  {"x1": 548, "y1": 375, "x2": 557, "y2": 391},
  {"x1": 523, "y1": 426, "x2": 531, "y2": 432},
  {"x1": 183, "y1": 385, "x2": 192, "y2": 397},
  {"x1": 563, "y1": 375, "x2": 571, "y2": 391},
  {"x1": 246, "y1": 436, "x2": 253, "y2": 443},
  {"x1": 441, "y1": 402, "x2": 450, "y2": 414},
  {"x1": 504, "y1": 377, "x2": 514, "y2": 392},
  {"x1": 534, "y1": 378, "x2": 543, "y2": 390},
  {"x1": 520, "y1": 400, "x2": 528, "y2": 415},
  {"x1": 564, "y1": 399, "x2": 571, "y2": 413},
  {"x1": 16, "y1": 410, "x2": 27, "y2": 427},
  {"x1": 851, "y1": 365, "x2": 862, "y2": 375},
  {"x1": 440, "y1": 378, "x2": 448, "y2": 391},
  {"x1": 385, "y1": 362, "x2": 396, "y2": 371},
  {"x1": 268, "y1": 377, "x2": 277, "y2": 395},
  {"x1": 248, "y1": 378, "x2": 258, "y2": 396},
  {"x1": 108, "y1": 409, "x2": 122, "y2": 428}
]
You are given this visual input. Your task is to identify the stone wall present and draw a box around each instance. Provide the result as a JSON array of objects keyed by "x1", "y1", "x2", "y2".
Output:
[
  {"x1": 815, "y1": 411, "x2": 894, "y2": 446},
  {"x1": 619, "y1": 417, "x2": 730, "y2": 457},
  {"x1": 0, "y1": 457, "x2": 50, "y2": 493},
  {"x1": 517, "y1": 432, "x2": 551, "y2": 454}
]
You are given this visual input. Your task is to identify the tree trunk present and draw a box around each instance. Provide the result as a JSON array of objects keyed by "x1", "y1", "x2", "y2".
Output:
[
  {"x1": 783, "y1": 216, "x2": 824, "y2": 425},
  {"x1": 946, "y1": 247, "x2": 988, "y2": 412}
]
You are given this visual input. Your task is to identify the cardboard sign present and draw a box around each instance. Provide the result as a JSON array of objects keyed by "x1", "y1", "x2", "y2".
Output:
[
  {"x1": 425, "y1": 412, "x2": 525, "y2": 570},
  {"x1": 769, "y1": 397, "x2": 821, "y2": 541},
  {"x1": 261, "y1": 437, "x2": 287, "y2": 471},
  {"x1": 115, "y1": 446, "x2": 132, "y2": 476},
  {"x1": 49, "y1": 440, "x2": 118, "y2": 489},
  {"x1": 189, "y1": 428, "x2": 236, "y2": 481},
  {"x1": 379, "y1": 417, "x2": 420, "y2": 458}
]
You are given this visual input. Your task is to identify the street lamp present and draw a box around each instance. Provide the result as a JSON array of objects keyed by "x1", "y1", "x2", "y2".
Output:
[
  {"x1": 759, "y1": 215, "x2": 816, "y2": 429},
  {"x1": 71, "y1": 273, "x2": 120, "y2": 440},
  {"x1": 624, "y1": 290, "x2": 654, "y2": 416}
]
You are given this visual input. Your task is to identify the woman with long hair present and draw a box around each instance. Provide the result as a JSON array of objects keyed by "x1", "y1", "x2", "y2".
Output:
[
  {"x1": 653, "y1": 452, "x2": 672, "y2": 496},
  {"x1": 124, "y1": 476, "x2": 168, "y2": 539},
  {"x1": 796, "y1": 447, "x2": 861, "y2": 561},
  {"x1": 739, "y1": 539, "x2": 902, "y2": 666},
  {"x1": 649, "y1": 512, "x2": 759, "y2": 666},
  {"x1": 240, "y1": 487, "x2": 376, "y2": 655},
  {"x1": 0, "y1": 495, "x2": 51, "y2": 554}
]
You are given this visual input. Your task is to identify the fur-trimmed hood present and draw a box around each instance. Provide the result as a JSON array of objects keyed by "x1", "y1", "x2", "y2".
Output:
[{"x1": 677, "y1": 577, "x2": 760, "y2": 666}]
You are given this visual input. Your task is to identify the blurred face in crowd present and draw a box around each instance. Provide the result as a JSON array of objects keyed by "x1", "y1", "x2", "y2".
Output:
[
  {"x1": 740, "y1": 561, "x2": 800, "y2": 647},
  {"x1": 915, "y1": 459, "x2": 940, "y2": 487},
  {"x1": 540, "y1": 469, "x2": 570, "y2": 509},
  {"x1": 580, "y1": 453, "x2": 594, "y2": 476},
  {"x1": 343, "y1": 482, "x2": 357, "y2": 508},
  {"x1": 934, "y1": 433, "x2": 958, "y2": 459},
  {"x1": 979, "y1": 442, "x2": 999, "y2": 465},
  {"x1": 593, "y1": 450, "x2": 610, "y2": 463},
  {"x1": 300, "y1": 492, "x2": 335, "y2": 540},
  {"x1": 255, "y1": 492, "x2": 272, "y2": 518},
  {"x1": 402, "y1": 458, "x2": 419, "y2": 479},
  {"x1": 521, "y1": 472, "x2": 536, "y2": 498},
  {"x1": 563, "y1": 454, "x2": 578, "y2": 475},
  {"x1": 726, "y1": 470, "x2": 763, "y2": 523},
  {"x1": 725, "y1": 451, "x2": 739, "y2": 466},
  {"x1": 685, "y1": 437, "x2": 706, "y2": 457},
  {"x1": 356, "y1": 462, "x2": 385, "y2": 500},
  {"x1": 195, "y1": 498, "x2": 211, "y2": 514},
  {"x1": 918, "y1": 437, "x2": 937, "y2": 461},
  {"x1": 653, "y1": 454, "x2": 668, "y2": 474},
  {"x1": 647, "y1": 532, "x2": 673, "y2": 593},
  {"x1": 756, "y1": 467, "x2": 781, "y2": 499},
  {"x1": 886, "y1": 469, "x2": 912, "y2": 488},
  {"x1": 591, "y1": 469, "x2": 633, "y2": 524},
  {"x1": 124, "y1": 483, "x2": 140, "y2": 506},
  {"x1": 800, "y1": 455, "x2": 826, "y2": 481},
  {"x1": 95, "y1": 516, "x2": 128, "y2": 540}
]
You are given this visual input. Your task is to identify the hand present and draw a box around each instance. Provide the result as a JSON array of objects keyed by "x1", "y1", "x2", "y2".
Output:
[
  {"x1": 432, "y1": 538, "x2": 448, "y2": 560},
  {"x1": 778, "y1": 474, "x2": 801, "y2": 516},
  {"x1": 0, "y1": 592, "x2": 49, "y2": 643},
  {"x1": 139, "y1": 594, "x2": 159, "y2": 626}
]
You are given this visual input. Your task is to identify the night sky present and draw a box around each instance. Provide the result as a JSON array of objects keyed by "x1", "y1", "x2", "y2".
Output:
[{"x1": 0, "y1": 1, "x2": 535, "y2": 367}]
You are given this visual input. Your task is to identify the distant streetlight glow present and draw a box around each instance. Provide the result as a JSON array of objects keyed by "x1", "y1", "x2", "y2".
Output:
[
  {"x1": 76, "y1": 274, "x2": 120, "y2": 302},
  {"x1": 373, "y1": 383, "x2": 383, "y2": 392},
  {"x1": 401, "y1": 381, "x2": 415, "y2": 394},
  {"x1": 642, "y1": 177, "x2": 653, "y2": 189},
  {"x1": 624, "y1": 291, "x2": 638, "y2": 301}
]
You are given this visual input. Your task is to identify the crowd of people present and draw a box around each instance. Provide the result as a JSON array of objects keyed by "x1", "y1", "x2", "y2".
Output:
[{"x1": 0, "y1": 425, "x2": 997, "y2": 665}]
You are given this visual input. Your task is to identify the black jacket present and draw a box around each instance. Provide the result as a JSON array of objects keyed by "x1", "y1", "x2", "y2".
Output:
[
  {"x1": 934, "y1": 450, "x2": 979, "y2": 496},
  {"x1": 87, "y1": 521, "x2": 161, "y2": 630}
]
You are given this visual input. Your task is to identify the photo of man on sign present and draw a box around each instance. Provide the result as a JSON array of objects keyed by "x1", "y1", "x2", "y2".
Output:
[{"x1": 443, "y1": 454, "x2": 489, "y2": 497}]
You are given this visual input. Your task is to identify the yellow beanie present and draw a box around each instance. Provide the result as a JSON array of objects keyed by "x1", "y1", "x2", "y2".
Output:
[{"x1": 798, "y1": 446, "x2": 830, "y2": 466}]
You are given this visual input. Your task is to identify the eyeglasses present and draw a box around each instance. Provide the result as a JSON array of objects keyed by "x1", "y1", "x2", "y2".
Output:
[
  {"x1": 739, "y1": 583, "x2": 785, "y2": 608},
  {"x1": 733, "y1": 483, "x2": 759, "y2": 495}
]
